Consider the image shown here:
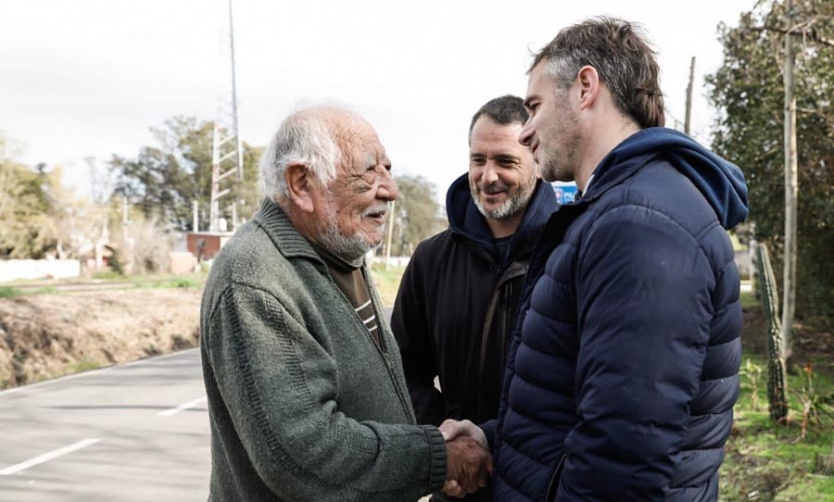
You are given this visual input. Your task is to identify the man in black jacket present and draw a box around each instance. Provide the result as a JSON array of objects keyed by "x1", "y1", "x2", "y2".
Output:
[{"x1": 391, "y1": 95, "x2": 559, "y2": 501}]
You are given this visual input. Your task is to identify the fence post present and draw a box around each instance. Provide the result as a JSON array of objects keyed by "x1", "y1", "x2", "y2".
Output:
[{"x1": 755, "y1": 243, "x2": 789, "y2": 423}]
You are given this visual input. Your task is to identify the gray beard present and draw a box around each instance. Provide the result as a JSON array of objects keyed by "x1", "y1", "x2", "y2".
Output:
[
  {"x1": 318, "y1": 221, "x2": 377, "y2": 264},
  {"x1": 471, "y1": 181, "x2": 536, "y2": 221},
  {"x1": 317, "y1": 202, "x2": 388, "y2": 263}
]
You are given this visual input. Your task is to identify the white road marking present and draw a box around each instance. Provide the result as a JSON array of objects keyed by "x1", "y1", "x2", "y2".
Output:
[
  {"x1": 158, "y1": 396, "x2": 207, "y2": 417},
  {"x1": 0, "y1": 438, "x2": 101, "y2": 476}
]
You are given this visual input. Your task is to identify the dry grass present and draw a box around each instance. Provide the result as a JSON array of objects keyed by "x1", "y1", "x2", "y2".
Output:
[
  {"x1": 369, "y1": 264, "x2": 407, "y2": 307},
  {"x1": 0, "y1": 288, "x2": 201, "y2": 389}
]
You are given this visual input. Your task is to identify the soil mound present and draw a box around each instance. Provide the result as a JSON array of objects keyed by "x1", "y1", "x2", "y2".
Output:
[{"x1": 0, "y1": 289, "x2": 202, "y2": 389}]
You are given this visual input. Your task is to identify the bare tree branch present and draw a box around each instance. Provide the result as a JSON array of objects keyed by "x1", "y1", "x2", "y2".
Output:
[{"x1": 750, "y1": 25, "x2": 834, "y2": 47}]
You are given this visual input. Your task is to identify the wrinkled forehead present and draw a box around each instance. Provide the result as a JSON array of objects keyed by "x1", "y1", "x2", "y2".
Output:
[{"x1": 332, "y1": 119, "x2": 390, "y2": 172}]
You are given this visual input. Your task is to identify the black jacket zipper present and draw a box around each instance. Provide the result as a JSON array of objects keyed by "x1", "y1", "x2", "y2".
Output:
[{"x1": 545, "y1": 453, "x2": 567, "y2": 501}]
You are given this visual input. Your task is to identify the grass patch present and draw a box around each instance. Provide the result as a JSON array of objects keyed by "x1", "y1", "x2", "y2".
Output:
[
  {"x1": 369, "y1": 263, "x2": 407, "y2": 307},
  {"x1": 721, "y1": 425, "x2": 834, "y2": 501},
  {"x1": 131, "y1": 273, "x2": 205, "y2": 290},
  {"x1": 1, "y1": 271, "x2": 209, "y2": 297},
  {"x1": 741, "y1": 290, "x2": 760, "y2": 310},
  {"x1": 0, "y1": 286, "x2": 23, "y2": 298},
  {"x1": 92, "y1": 271, "x2": 124, "y2": 280},
  {"x1": 721, "y1": 353, "x2": 834, "y2": 500},
  {"x1": 165, "y1": 277, "x2": 202, "y2": 289},
  {"x1": 66, "y1": 358, "x2": 102, "y2": 374},
  {"x1": 0, "y1": 285, "x2": 62, "y2": 298}
]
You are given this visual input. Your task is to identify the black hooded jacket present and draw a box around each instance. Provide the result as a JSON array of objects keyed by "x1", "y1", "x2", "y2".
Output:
[{"x1": 392, "y1": 175, "x2": 559, "y2": 429}]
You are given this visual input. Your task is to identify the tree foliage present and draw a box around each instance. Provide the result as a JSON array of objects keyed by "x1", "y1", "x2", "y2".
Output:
[
  {"x1": 110, "y1": 116, "x2": 263, "y2": 232},
  {"x1": 388, "y1": 174, "x2": 446, "y2": 256},
  {"x1": 707, "y1": 0, "x2": 834, "y2": 320},
  {"x1": 0, "y1": 136, "x2": 61, "y2": 259},
  {"x1": 4, "y1": 120, "x2": 444, "y2": 261},
  {"x1": 0, "y1": 164, "x2": 54, "y2": 259}
]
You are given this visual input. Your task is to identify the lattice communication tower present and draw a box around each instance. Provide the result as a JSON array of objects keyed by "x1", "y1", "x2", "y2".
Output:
[{"x1": 209, "y1": 0, "x2": 243, "y2": 232}]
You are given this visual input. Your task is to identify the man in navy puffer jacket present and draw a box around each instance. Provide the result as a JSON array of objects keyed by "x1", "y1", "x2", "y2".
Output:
[{"x1": 440, "y1": 17, "x2": 748, "y2": 501}]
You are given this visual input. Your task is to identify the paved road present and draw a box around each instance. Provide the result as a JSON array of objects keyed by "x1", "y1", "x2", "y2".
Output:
[
  {"x1": 0, "y1": 307, "x2": 397, "y2": 501},
  {"x1": 0, "y1": 349, "x2": 210, "y2": 501}
]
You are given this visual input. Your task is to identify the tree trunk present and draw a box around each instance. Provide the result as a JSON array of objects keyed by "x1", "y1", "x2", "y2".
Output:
[
  {"x1": 684, "y1": 56, "x2": 695, "y2": 136},
  {"x1": 782, "y1": 0, "x2": 798, "y2": 362},
  {"x1": 385, "y1": 199, "x2": 396, "y2": 270}
]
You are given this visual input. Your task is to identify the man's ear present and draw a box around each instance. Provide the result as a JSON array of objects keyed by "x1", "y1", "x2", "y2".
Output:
[
  {"x1": 577, "y1": 66, "x2": 600, "y2": 110},
  {"x1": 285, "y1": 163, "x2": 315, "y2": 213}
]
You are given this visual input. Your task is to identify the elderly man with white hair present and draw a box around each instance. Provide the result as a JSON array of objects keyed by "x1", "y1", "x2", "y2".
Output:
[{"x1": 199, "y1": 105, "x2": 491, "y2": 501}]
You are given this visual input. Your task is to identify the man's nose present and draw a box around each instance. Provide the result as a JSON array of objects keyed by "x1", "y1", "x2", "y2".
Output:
[
  {"x1": 481, "y1": 162, "x2": 500, "y2": 185},
  {"x1": 518, "y1": 120, "x2": 534, "y2": 147},
  {"x1": 377, "y1": 168, "x2": 398, "y2": 201}
]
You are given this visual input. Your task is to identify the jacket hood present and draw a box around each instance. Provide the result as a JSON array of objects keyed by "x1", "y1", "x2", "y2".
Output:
[
  {"x1": 445, "y1": 174, "x2": 559, "y2": 259},
  {"x1": 590, "y1": 127, "x2": 748, "y2": 229}
]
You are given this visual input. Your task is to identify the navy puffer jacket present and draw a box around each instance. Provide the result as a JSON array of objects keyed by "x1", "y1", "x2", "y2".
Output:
[{"x1": 490, "y1": 128, "x2": 748, "y2": 501}]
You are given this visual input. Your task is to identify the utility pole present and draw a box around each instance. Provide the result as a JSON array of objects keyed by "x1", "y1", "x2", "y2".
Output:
[
  {"x1": 684, "y1": 56, "x2": 696, "y2": 136},
  {"x1": 120, "y1": 196, "x2": 132, "y2": 274},
  {"x1": 122, "y1": 196, "x2": 129, "y2": 243},
  {"x1": 192, "y1": 200, "x2": 199, "y2": 232},
  {"x1": 782, "y1": 0, "x2": 798, "y2": 360},
  {"x1": 209, "y1": 0, "x2": 243, "y2": 233},
  {"x1": 385, "y1": 200, "x2": 396, "y2": 270}
]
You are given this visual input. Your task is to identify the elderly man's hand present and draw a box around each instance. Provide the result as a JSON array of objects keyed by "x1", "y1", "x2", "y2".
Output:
[
  {"x1": 443, "y1": 435, "x2": 492, "y2": 498},
  {"x1": 439, "y1": 419, "x2": 488, "y2": 449}
]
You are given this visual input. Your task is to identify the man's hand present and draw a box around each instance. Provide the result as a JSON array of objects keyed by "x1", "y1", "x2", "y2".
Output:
[
  {"x1": 440, "y1": 419, "x2": 488, "y2": 450},
  {"x1": 444, "y1": 435, "x2": 492, "y2": 498}
]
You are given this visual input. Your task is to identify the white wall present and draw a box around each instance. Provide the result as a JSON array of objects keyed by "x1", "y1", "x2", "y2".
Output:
[{"x1": 0, "y1": 260, "x2": 81, "y2": 282}]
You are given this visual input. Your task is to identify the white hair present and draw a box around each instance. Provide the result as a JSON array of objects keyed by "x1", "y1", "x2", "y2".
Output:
[{"x1": 258, "y1": 106, "x2": 360, "y2": 203}]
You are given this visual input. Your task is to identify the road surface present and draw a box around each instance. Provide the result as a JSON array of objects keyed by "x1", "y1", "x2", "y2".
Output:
[
  {"x1": 0, "y1": 307, "x2": 397, "y2": 501},
  {"x1": 0, "y1": 348, "x2": 210, "y2": 501}
]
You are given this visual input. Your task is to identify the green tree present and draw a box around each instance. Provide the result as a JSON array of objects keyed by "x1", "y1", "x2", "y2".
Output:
[
  {"x1": 706, "y1": 0, "x2": 834, "y2": 321},
  {"x1": 110, "y1": 116, "x2": 262, "y2": 232},
  {"x1": 0, "y1": 136, "x2": 61, "y2": 259},
  {"x1": 389, "y1": 174, "x2": 446, "y2": 256}
]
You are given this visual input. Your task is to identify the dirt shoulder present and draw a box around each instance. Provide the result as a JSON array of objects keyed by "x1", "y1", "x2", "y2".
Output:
[
  {"x1": 0, "y1": 266, "x2": 404, "y2": 392},
  {"x1": 5, "y1": 282, "x2": 831, "y2": 392},
  {"x1": 0, "y1": 288, "x2": 202, "y2": 389}
]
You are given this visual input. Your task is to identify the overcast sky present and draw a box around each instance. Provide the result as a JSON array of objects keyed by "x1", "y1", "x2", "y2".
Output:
[{"x1": 1, "y1": 0, "x2": 754, "y2": 202}]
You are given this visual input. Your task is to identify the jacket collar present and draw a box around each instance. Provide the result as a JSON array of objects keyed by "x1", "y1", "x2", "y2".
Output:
[
  {"x1": 572, "y1": 127, "x2": 748, "y2": 228},
  {"x1": 445, "y1": 175, "x2": 559, "y2": 263},
  {"x1": 253, "y1": 198, "x2": 325, "y2": 263}
]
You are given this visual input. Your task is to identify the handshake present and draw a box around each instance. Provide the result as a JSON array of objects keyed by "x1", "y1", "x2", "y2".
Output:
[{"x1": 440, "y1": 419, "x2": 492, "y2": 498}]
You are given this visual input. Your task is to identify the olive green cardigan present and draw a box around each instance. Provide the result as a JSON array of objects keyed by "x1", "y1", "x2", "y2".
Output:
[{"x1": 200, "y1": 199, "x2": 447, "y2": 501}]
